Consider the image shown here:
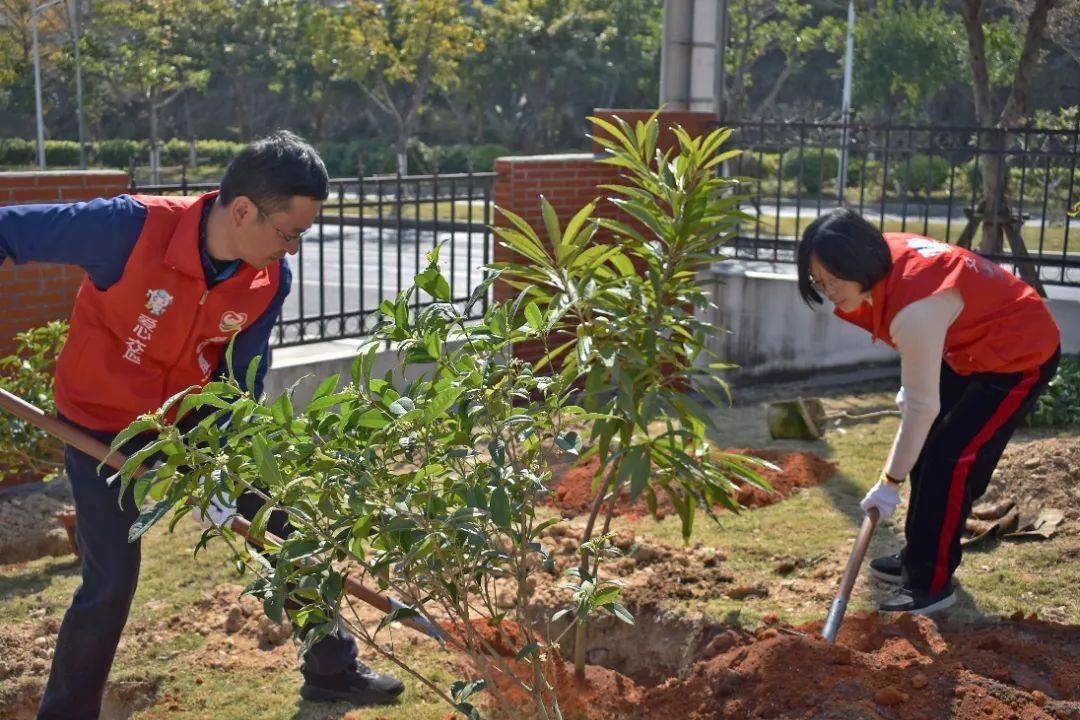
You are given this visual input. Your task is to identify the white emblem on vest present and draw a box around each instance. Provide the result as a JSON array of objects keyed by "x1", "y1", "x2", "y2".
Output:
[
  {"x1": 906, "y1": 238, "x2": 952, "y2": 258},
  {"x1": 145, "y1": 288, "x2": 173, "y2": 316}
]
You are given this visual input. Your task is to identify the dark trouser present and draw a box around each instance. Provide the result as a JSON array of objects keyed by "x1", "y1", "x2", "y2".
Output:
[
  {"x1": 902, "y1": 347, "x2": 1060, "y2": 594},
  {"x1": 37, "y1": 420, "x2": 357, "y2": 720}
]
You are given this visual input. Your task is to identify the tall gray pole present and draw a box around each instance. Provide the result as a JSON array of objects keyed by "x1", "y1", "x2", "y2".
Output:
[
  {"x1": 68, "y1": 0, "x2": 86, "y2": 169},
  {"x1": 715, "y1": 0, "x2": 729, "y2": 121},
  {"x1": 836, "y1": 0, "x2": 855, "y2": 203},
  {"x1": 32, "y1": 0, "x2": 46, "y2": 168}
]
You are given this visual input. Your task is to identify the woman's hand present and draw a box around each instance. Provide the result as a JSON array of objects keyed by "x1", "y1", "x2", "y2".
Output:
[{"x1": 860, "y1": 478, "x2": 902, "y2": 520}]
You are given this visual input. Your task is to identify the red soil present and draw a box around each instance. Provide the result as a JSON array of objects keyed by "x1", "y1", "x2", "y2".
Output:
[
  {"x1": 461, "y1": 612, "x2": 1079, "y2": 719},
  {"x1": 548, "y1": 449, "x2": 836, "y2": 519}
]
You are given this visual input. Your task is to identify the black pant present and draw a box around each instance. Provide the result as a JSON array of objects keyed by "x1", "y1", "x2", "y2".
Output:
[
  {"x1": 902, "y1": 348, "x2": 1060, "y2": 594},
  {"x1": 37, "y1": 420, "x2": 356, "y2": 720}
]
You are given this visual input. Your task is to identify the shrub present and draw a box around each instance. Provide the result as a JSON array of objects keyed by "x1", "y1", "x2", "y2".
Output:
[
  {"x1": 782, "y1": 148, "x2": 840, "y2": 193},
  {"x1": 891, "y1": 153, "x2": 950, "y2": 195},
  {"x1": 44, "y1": 140, "x2": 82, "y2": 166},
  {"x1": 0, "y1": 138, "x2": 36, "y2": 166},
  {"x1": 468, "y1": 143, "x2": 512, "y2": 171},
  {"x1": 0, "y1": 321, "x2": 68, "y2": 483},
  {"x1": 161, "y1": 138, "x2": 194, "y2": 166},
  {"x1": 195, "y1": 139, "x2": 243, "y2": 166},
  {"x1": 1026, "y1": 355, "x2": 1080, "y2": 427},
  {"x1": 95, "y1": 139, "x2": 144, "y2": 168}
]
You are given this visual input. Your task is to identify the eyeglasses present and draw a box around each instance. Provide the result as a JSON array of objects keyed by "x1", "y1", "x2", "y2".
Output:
[{"x1": 254, "y1": 203, "x2": 308, "y2": 246}]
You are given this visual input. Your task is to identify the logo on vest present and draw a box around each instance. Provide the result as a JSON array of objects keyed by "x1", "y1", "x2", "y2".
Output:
[
  {"x1": 145, "y1": 288, "x2": 174, "y2": 317},
  {"x1": 219, "y1": 311, "x2": 248, "y2": 334},
  {"x1": 906, "y1": 238, "x2": 952, "y2": 258}
]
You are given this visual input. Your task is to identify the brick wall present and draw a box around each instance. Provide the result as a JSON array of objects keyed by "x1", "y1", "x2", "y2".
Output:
[
  {"x1": 492, "y1": 109, "x2": 715, "y2": 361},
  {"x1": 0, "y1": 171, "x2": 129, "y2": 357}
]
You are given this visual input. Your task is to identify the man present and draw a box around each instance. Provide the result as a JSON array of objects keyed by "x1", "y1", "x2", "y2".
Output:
[{"x1": 0, "y1": 131, "x2": 403, "y2": 719}]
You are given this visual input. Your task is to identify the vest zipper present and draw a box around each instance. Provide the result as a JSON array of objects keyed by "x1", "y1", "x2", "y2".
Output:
[{"x1": 200, "y1": 289, "x2": 209, "y2": 305}]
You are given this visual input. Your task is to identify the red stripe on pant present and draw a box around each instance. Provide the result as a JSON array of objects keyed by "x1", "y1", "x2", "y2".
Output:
[{"x1": 931, "y1": 367, "x2": 1039, "y2": 594}]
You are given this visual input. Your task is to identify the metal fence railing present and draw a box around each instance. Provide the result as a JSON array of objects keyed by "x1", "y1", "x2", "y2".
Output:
[
  {"x1": 131, "y1": 171, "x2": 496, "y2": 347},
  {"x1": 719, "y1": 119, "x2": 1080, "y2": 290}
]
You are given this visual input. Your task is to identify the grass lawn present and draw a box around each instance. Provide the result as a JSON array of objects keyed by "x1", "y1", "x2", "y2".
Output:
[{"x1": 2, "y1": 389, "x2": 1076, "y2": 719}]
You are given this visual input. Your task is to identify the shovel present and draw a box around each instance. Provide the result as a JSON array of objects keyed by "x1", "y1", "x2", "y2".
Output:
[
  {"x1": 0, "y1": 386, "x2": 449, "y2": 645},
  {"x1": 822, "y1": 506, "x2": 880, "y2": 643}
]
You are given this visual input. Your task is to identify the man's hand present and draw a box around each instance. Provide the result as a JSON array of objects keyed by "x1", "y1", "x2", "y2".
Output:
[
  {"x1": 192, "y1": 495, "x2": 237, "y2": 530},
  {"x1": 860, "y1": 479, "x2": 902, "y2": 520}
]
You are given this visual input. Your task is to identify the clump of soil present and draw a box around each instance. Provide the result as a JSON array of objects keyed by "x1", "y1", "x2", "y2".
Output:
[
  {"x1": 982, "y1": 436, "x2": 1079, "y2": 534},
  {"x1": 548, "y1": 449, "x2": 836, "y2": 520},
  {"x1": 528, "y1": 522, "x2": 734, "y2": 610},
  {"x1": 0, "y1": 486, "x2": 74, "y2": 564},
  {"x1": 164, "y1": 584, "x2": 295, "y2": 666}
]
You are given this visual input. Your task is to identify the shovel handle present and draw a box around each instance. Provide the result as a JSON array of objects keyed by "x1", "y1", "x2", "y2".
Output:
[
  {"x1": 822, "y1": 507, "x2": 879, "y2": 643},
  {"x1": 0, "y1": 386, "x2": 448, "y2": 644}
]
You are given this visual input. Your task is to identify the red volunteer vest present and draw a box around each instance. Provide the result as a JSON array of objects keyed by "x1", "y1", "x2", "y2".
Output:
[
  {"x1": 835, "y1": 233, "x2": 1059, "y2": 376},
  {"x1": 54, "y1": 192, "x2": 281, "y2": 432}
]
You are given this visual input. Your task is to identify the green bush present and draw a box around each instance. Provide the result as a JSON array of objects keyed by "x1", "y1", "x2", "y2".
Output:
[
  {"x1": 0, "y1": 321, "x2": 68, "y2": 483},
  {"x1": 195, "y1": 139, "x2": 243, "y2": 166},
  {"x1": 1026, "y1": 355, "x2": 1080, "y2": 427},
  {"x1": 161, "y1": 138, "x2": 193, "y2": 165},
  {"x1": 44, "y1": 140, "x2": 82, "y2": 166},
  {"x1": 782, "y1": 148, "x2": 840, "y2": 193},
  {"x1": 95, "y1": 139, "x2": 145, "y2": 168},
  {"x1": 892, "y1": 154, "x2": 950, "y2": 194},
  {"x1": 468, "y1": 143, "x2": 511, "y2": 171},
  {"x1": 0, "y1": 138, "x2": 36, "y2": 165}
]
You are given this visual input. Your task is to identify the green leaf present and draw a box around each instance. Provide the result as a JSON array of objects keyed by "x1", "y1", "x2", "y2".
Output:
[
  {"x1": 252, "y1": 434, "x2": 284, "y2": 487},
  {"x1": 377, "y1": 604, "x2": 421, "y2": 634},
  {"x1": 127, "y1": 498, "x2": 174, "y2": 542},
  {"x1": 523, "y1": 301, "x2": 544, "y2": 332},
  {"x1": 489, "y1": 486, "x2": 511, "y2": 528},
  {"x1": 452, "y1": 679, "x2": 488, "y2": 705},
  {"x1": 309, "y1": 373, "x2": 341, "y2": 403}
]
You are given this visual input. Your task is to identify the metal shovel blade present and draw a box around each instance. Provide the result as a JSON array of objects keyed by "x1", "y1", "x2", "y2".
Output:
[{"x1": 822, "y1": 507, "x2": 879, "y2": 643}]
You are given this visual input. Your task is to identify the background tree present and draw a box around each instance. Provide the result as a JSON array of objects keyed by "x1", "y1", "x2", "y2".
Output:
[
  {"x1": 81, "y1": 0, "x2": 211, "y2": 181},
  {"x1": 960, "y1": 0, "x2": 1060, "y2": 254},
  {"x1": 312, "y1": 0, "x2": 480, "y2": 175},
  {"x1": 723, "y1": 0, "x2": 833, "y2": 120}
]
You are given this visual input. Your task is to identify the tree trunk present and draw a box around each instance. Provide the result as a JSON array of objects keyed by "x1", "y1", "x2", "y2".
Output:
[
  {"x1": 396, "y1": 129, "x2": 409, "y2": 176},
  {"x1": 149, "y1": 99, "x2": 160, "y2": 185}
]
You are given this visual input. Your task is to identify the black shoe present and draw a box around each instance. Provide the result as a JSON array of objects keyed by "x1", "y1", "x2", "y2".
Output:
[
  {"x1": 869, "y1": 552, "x2": 903, "y2": 584},
  {"x1": 879, "y1": 584, "x2": 956, "y2": 615},
  {"x1": 300, "y1": 661, "x2": 405, "y2": 705}
]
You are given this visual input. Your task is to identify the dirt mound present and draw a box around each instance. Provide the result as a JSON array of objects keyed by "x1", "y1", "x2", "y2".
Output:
[
  {"x1": 0, "y1": 488, "x2": 74, "y2": 564},
  {"x1": 982, "y1": 436, "x2": 1079, "y2": 535},
  {"x1": 639, "y1": 612, "x2": 1080, "y2": 720},
  {"x1": 548, "y1": 449, "x2": 836, "y2": 520}
]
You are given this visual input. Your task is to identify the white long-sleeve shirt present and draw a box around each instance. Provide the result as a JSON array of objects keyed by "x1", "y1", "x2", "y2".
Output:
[{"x1": 883, "y1": 288, "x2": 964, "y2": 479}]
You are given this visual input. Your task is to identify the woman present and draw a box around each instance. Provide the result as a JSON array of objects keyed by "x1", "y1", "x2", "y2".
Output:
[{"x1": 797, "y1": 208, "x2": 1060, "y2": 614}]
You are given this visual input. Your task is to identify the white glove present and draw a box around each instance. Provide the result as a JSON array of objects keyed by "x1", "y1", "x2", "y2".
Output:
[
  {"x1": 192, "y1": 473, "x2": 238, "y2": 529},
  {"x1": 895, "y1": 387, "x2": 906, "y2": 413},
  {"x1": 193, "y1": 496, "x2": 238, "y2": 529},
  {"x1": 860, "y1": 479, "x2": 902, "y2": 520}
]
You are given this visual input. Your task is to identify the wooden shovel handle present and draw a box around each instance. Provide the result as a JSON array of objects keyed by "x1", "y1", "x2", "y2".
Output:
[{"x1": 822, "y1": 507, "x2": 879, "y2": 643}]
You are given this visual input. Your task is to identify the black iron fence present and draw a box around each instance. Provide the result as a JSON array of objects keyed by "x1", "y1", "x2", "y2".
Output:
[
  {"x1": 720, "y1": 119, "x2": 1080, "y2": 290},
  {"x1": 130, "y1": 171, "x2": 496, "y2": 347}
]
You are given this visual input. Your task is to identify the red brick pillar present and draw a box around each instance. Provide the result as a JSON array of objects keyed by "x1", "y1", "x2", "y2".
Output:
[{"x1": 0, "y1": 170, "x2": 129, "y2": 356}]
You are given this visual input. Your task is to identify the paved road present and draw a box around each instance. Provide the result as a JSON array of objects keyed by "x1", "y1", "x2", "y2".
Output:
[{"x1": 276, "y1": 224, "x2": 491, "y2": 343}]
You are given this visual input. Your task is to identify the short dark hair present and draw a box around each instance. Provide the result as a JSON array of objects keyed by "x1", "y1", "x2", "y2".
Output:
[
  {"x1": 796, "y1": 208, "x2": 892, "y2": 307},
  {"x1": 219, "y1": 130, "x2": 329, "y2": 212}
]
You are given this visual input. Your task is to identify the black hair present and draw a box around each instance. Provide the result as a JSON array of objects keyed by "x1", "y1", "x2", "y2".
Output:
[
  {"x1": 219, "y1": 130, "x2": 329, "y2": 212},
  {"x1": 796, "y1": 207, "x2": 892, "y2": 307}
]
